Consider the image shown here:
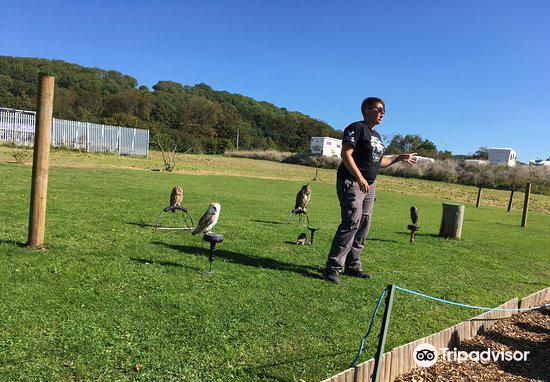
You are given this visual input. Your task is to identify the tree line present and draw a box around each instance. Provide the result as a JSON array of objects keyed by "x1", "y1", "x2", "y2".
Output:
[{"x1": 0, "y1": 56, "x2": 340, "y2": 154}]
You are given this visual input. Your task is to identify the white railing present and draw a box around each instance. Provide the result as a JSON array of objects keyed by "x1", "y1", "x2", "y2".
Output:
[{"x1": 0, "y1": 107, "x2": 149, "y2": 157}]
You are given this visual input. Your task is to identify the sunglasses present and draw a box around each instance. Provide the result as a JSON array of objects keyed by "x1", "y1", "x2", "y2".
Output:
[{"x1": 369, "y1": 106, "x2": 385, "y2": 113}]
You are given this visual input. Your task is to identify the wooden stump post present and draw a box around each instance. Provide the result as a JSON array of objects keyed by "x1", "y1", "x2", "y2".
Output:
[
  {"x1": 521, "y1": 183, "x2": 531, "y2": 228},
  {"x1": 475, "y1": 187, "x2": 482, "y2": 207},
  {"x1": 27, "y1": 73, "x2": 55, "y2": 248},
  {"x1": 507, "y1": 189, "x2": 515, "y2": 212},
  {"x1": 439, "y1": 202, "x2": 465, "y2": 239}
]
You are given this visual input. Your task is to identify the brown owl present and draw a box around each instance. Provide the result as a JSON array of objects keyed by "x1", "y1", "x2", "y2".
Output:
[
  {"x1": 292, "y1": 184, "x2": 312, "y2": 214},
  {"x1": 410, "y1": 206, "x2": 419, "y2": 225},
  {"x1": 169, "y1": 186, "x2": 183, "y2": 212}
]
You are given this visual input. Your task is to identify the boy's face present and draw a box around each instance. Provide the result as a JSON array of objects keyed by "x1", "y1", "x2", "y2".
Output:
[{"x1": 364, "y1": 102, "x2": 385, "y2": 126}]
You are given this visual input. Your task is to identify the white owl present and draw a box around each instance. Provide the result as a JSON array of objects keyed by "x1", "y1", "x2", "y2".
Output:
[{"x1": 192, "y1": 203, "x2": 221, "y2": 235}]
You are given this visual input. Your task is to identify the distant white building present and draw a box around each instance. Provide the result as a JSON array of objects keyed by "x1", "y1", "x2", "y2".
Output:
[
  {"x1": 310, "y1": 137, "x2": 342, "y2": 158},
  {"x1": 413, "y1": 156, "x2": 435, "y2": 164},
  {"x1": 488, "y1": 148, "x2": 517, "y2": 166},
  {"x1": 529, "y1": 159, "x2": 550, "y2": 166}
]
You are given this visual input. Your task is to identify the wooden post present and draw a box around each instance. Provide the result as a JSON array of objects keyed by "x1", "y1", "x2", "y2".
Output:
[
  {"x1": 439, "y1": 203, "x2": 465, "y2": 239},
  {"x1": 475, "y1": 187, "x2": 482, "y2": 207},
  {"x1": 372, "y1": 285, "x2": 395, "y2": 382},
  {"x1": 27, "y1": 73, "x2": 55, "y2": 248},
  {"x1": 521, "y1": 183, "x2": 531, "y2": 228},
  {"x1": 507, "y1": 189, "x2": 515, "y2": 212}
]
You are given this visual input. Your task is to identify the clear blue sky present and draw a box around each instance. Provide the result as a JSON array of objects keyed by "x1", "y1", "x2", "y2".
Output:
[{"x1": 1, "y1": 0, "x2": 549, "y2": 161}]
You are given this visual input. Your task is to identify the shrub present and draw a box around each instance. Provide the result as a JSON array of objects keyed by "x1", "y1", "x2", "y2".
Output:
[
  {"x1": 225, "y1": 150, "x2": 550, "y2": 195},
  {"x1": 11, "y1": 149, "x2": 32, "y2": 164}
]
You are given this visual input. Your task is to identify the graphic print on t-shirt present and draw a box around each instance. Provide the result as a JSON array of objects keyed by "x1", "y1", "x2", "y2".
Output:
[
  {"x1": 345, "y1": 129, "x2": 356, "y2": 145},
  {"x1": 370, "y1": 135, "x2": 385, "y2": 163}
]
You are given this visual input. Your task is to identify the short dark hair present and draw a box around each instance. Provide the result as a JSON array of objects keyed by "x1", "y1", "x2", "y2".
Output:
[{"x1": 361, "y1": 97, "x2": 385, "y2": 117}]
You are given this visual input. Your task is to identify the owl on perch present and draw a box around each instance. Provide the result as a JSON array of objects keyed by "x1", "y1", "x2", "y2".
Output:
[
  {"x1": 292, "y1": 184, "x2": 312, "y2": 214},
  {"x1": 410, "y1": 206, "x2": 419, "y2": 225},
  {"x1": 192, "y1": 203, "x2": 221, "y2": 235},
  {"x1": 169, "y1": 186, "x2": 184, "y2": 212}
]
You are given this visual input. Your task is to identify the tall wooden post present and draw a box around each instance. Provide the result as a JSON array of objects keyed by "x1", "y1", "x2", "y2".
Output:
[
  {"x1": 521, "y1": 183, "x2": 531, "y2": 228},
  {"x1": 507, "y1": 189, "x2": 515, "y2": 212},
  {"x1": 28, "y1": 73, "x2": 55, "y2": 248},
  {"x1": 475, "y1": 187, "x2": 482, "y2": 208}
]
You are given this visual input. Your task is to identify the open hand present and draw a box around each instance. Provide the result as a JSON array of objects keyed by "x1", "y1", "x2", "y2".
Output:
[
  {"x1": 358, "y1": 177, "x2": 370, "y2": 193},
  {"x1": 398, "y1": 152, "x2": 417, "y2": 165}
]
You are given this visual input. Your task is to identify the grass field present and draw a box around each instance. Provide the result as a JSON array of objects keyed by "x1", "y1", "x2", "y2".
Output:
[{"x1": 0, "y1": 148, "x2": 549, "y2": 381}]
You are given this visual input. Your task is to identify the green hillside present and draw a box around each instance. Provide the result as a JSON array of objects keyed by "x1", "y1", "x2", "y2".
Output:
[{"x1": 0, "y1": 56, "x2": 341, "y2": 153}]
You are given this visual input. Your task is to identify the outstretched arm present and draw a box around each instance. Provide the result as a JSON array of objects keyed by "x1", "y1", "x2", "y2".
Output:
[{"x1": 380, "y1": 152, "x2": 417, "y2": 169}]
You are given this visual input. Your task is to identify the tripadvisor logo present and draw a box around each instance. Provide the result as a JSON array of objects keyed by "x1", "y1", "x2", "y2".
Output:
[
  {"x1": 413, "y1": 344, "x2": 438, "y2": 367},
  {"x1": 413, "y1": 344, "x2": 530, "y2": 367}
]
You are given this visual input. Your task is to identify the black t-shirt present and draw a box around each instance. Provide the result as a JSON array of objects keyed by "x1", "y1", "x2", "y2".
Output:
[{"x1": 336, "y1": 121, "x2": 385, "y2": 184}]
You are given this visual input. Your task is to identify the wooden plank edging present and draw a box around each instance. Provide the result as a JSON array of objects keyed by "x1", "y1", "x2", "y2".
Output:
[{"x1": 320, "y1": 288, "x2": 549, "y2": 382}]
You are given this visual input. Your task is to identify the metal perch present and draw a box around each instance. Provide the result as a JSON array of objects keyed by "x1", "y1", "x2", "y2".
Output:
[{"x1": 155, "y1": 205, "x2": 194, "y2": 231}]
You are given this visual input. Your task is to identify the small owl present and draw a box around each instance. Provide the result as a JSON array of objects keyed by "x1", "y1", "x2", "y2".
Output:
[
  {"x1": 169, "y1": 186, "x2": 183, "y2": 212},
  {"x1": 296, "y1": 232, "x2": 307, "y2": 245},
  {"x1": 192, "y1": 203, "x2": 221, "y2": 235},
  {"x1": 410, "y1": 206, "x2": 419, "y2": 225},
  {"x1": 292, "y1": 184, "x2": 312, "y2": 214}
]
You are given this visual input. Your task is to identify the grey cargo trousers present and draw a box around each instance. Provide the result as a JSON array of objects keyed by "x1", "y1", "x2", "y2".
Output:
[{"x1": 325, "y1": 179, "x2": 376, "y2": 274}]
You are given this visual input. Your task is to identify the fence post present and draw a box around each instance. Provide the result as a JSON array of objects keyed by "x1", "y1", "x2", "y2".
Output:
[
  {"x1": 373, "y1": 284, "x2": 396, "y2": 382},
  {"x1": 521, "y1": 183, "x2": 531, "y2": 228},
  {"x1": 475, "y1": 187, "x2": 482, "y2": 208},
  {"x1": 28, "y1": 73, "x2": 55, "y2": 248},
  {"x1": 146, "y1": 129, "x2": 150, "y2": 158},
  {"x1": 507, "y1": 189, "x2": 515, "y2": 212},
  {"x1": 86, "y1": 122, "x2": 90, "y2": 152},
  {"x1": 118, "y1": 126, "x2": 122, "y2": 154}
]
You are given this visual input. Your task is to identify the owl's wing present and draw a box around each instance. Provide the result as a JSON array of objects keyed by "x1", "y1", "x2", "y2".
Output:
[
  {"x1": 192, "y1": 212, "x2": 212, "y2": 235},
  {"x1": 170, "y1": 189, "x2": 177, "y2": 206},
  {"x1": 294, "y1": 191, "x2": 304, "y2": 210}
]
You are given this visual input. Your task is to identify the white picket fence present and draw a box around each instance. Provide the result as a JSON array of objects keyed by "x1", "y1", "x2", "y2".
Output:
[{"x1": 0, "y1": 107, "x2": 149, "y2": 157}]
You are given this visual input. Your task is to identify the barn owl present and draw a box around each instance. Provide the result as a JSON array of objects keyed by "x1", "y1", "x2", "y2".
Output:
[
  {"x1": 192, "y1": 203, "x2": 221, "y2": 235},
  {"x1": 292, "y1": 184, "x2": 312, "y2": 214},
  {"x1": 169, "y1": 186, "x2": 183, "y2": 212}
]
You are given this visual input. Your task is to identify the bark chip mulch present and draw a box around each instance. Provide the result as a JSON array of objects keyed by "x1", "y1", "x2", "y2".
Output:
[{"x1": 395, "y1": 303, "x2": 549, "y2": 382}]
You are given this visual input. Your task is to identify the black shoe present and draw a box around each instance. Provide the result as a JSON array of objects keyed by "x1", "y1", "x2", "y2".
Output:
[
  {"x1": 323, "y1": 272, "x2": 340, "y2": 284},
  {"x1": 344, "y1": 269, "x2": 372, "y2": 279}
]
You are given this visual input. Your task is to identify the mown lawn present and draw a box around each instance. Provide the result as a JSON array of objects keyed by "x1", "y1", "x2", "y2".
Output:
[{"x1": 0, "y1": 161, "x2": 548, "y2": 381}]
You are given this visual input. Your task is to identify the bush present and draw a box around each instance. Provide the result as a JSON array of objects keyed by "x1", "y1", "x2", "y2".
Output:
[
  {"x1": 225, "y1": 150, "x2": 550, "y2": 195},
  {"x1": 11, "y1": 149, "x2": 32, "y2": 164}
]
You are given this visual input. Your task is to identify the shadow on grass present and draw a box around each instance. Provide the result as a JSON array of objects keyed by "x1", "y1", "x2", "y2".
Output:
[
  {"x1": 130, "y1": 257, "x2": 200, "y2": 272},
  {"x1": 367, "y1": 237, "x2": 403, "y2": 244},
  {"x1": 251, "y1": 219, "x2": 287, "y2": 225},
  {"x1": 152, "y1": 241, "x2": 323, "y2": 280},
  {"x1": 395, "y1": 231, "x2": 441, "y2": 238},
  {"x1": 0, "y1": 239, "x2": 27, "y2": 248},
  {"x1": 126, "y1": 221, "x2": 157, "y2": 228},
  {"x1": 241, "y1": 349, "x2": 350, "y2": 382}
]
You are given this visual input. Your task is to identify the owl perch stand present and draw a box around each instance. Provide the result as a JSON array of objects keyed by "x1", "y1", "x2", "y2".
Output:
[
  {"x1": 407, "y1": 224, "x2": 419, "y2": 243},
  {"x1": 203, "y1": 233, "x2": 224, "y2": 274},
  {"x1": 155, "y1": 205, "x2": 195, "y2": 231},
  {"x1": 307, "y1": 226, "x2": 319, "y2": 245},
  {"x1": 287, "y1": 209, "x2": 310, "y2": 227}
]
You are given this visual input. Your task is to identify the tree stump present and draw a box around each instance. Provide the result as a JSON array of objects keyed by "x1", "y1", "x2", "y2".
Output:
[{"x1": 439, "y1": 203, "x2": 465, "y2": 239}]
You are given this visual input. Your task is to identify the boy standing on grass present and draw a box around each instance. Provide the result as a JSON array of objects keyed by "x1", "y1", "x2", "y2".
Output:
[{"x1": 323, "y1": 97, "x2": 417, "y2": 284}]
